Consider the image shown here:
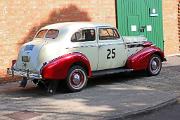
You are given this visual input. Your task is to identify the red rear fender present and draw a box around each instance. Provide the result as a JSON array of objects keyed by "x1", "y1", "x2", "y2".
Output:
[
  {"x1": 127, "y1": 46, "x2": 165, "y2": 71},
  {"x1": 41, "y1": 53, "x2": 92, "y2": 80}
]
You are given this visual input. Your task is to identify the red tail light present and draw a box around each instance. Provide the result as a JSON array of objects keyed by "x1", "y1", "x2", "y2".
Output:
[{"x1": 11, "y1": 60, "x2": 16, "y2": 68}]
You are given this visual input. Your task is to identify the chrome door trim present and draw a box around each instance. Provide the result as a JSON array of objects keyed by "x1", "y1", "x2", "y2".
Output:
[{"x1": 66, "y1": 45, "x2": 98, "y2": 49}]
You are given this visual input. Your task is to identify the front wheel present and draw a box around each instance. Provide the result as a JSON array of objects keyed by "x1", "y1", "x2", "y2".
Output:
[
  {"x1": 66, "y1": 65, "x2": 88, "y2": 92},
  {"x1": 147, "y1": 54, "x2": 162, "y2": 76}
]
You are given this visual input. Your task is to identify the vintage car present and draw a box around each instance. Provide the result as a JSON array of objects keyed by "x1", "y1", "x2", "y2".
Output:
[{"x1": 7, "y1": 22, "x2": 166, "y2": 94}]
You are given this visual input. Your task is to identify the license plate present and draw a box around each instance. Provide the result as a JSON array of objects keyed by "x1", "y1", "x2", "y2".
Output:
[{"x1": 22, "y1": 56, "x2": 30, "y2": 62}]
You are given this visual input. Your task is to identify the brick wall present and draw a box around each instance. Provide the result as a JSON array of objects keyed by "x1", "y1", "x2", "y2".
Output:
[
  {"x1": 0, "y1": 0, "x2": 180, "y2": 80},
  {"x1": 162, "y1": 0, "x2": 180, "y2": 55},
  {"x1": 0, "y1": 0, "x2": 116, "y2": 79}
]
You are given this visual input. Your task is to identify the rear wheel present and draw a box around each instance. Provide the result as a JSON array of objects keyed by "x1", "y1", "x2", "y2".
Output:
[
  {"x1": 147, "y1": 54, "x2": 162, "y2": 76},
  {"x1": 66, "y1": 65, "x2": 88, "y2": 92}
]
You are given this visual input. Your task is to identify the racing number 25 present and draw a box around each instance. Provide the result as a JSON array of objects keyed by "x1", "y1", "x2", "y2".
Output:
[{"x1": 107, "y1": 48, "x2": 116, "y2": 59}]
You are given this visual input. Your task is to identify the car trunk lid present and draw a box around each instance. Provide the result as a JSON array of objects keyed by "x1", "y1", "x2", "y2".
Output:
[{"x1": 15, "y1": 39, "x2": 47, "y2": 73}]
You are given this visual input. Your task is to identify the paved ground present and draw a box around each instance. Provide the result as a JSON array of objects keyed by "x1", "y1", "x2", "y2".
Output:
[{"x1": 0, "y1": 56, "x2": 179, "y2": 120}]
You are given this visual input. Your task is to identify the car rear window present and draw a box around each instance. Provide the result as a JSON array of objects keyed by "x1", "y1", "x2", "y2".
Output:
[
  {"x1": 45, "y1": 29, "x2": 59, "y2": 39},
  {"x1": 35, "y1": 29, "x2": 48, "y2": 38}
]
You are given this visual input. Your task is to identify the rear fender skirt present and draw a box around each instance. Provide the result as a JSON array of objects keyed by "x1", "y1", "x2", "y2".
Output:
[
  {"x1": 126, "y1": 46, "x2": 165, "y2": 71},
  {"x1": 41, "y1": 53, "x2": 92, "y2": 80}
]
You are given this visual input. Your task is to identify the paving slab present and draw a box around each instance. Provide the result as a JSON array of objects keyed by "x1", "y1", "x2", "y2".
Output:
[{"x1": 0, "y1": 82, "x2": 177, "y2": 120}]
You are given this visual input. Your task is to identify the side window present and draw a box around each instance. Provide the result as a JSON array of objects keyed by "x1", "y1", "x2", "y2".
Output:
[
  {"x1": 45, "y1": 29, "x2": 59, "y2": 39},
  {"x1": 71, "y1": 29, "x2": 95, "y2": 42},
  {"x1": 113, "y1": 29, "x2": 120, "y2": 38},
  {"x1": 99, "y1": 28, "x2": 120, "y2": 40}
]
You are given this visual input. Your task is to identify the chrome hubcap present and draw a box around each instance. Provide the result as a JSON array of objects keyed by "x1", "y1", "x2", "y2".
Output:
[
  {"x1": 151, "y1": 60, "x2": 158, "y2": 70},
  {"x1": 69, "y1": 69, "x2": 86, "y2": 90},
  {"x1": 72, "y1": 74, "x2": 81, "y2": 85}
]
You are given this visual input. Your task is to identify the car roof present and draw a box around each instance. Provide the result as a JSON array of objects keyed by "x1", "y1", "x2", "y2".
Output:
[{"x1": 41, "y1": 22, "x2": 113, "y2": 30}]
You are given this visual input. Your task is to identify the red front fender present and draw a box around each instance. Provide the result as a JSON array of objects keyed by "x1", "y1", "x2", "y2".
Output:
[
  {"x1": 41, "y1": 53, "x2": 92, "y2": 80},
  {"x1": 127, "y1": 46, "x2": 165, "y2": 71}
]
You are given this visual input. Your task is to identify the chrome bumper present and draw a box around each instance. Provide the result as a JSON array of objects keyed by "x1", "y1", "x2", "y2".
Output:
[{"x1": 7, "y1": 68, "x2": 42, "y2": 79}]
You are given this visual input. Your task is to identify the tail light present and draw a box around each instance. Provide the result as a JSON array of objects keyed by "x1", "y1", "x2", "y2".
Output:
[{"x1": 11, "y1": 60, "x2": 16, "y2": 68}]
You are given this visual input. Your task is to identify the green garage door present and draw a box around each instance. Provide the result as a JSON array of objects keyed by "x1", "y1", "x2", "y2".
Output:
[{"x1": 116, "y1": 0, "x2": 164, "y2": 50}]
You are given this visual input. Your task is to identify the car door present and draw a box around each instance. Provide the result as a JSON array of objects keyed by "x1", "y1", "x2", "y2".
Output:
[
  {"x1": 97, "y1": 27, "x2": 128, "y2": 70},
  {"x1": 69, "y1": 28, "x2": 98, "y2": 71}
]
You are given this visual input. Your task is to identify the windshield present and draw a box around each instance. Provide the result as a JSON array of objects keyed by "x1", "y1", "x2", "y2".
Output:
[{"x1": 35, "y1": 29, "x2": 59, "y2": 39}]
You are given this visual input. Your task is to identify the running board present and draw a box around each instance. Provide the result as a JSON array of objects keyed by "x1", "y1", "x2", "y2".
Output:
[{"x1": 92, "y1": 68, "x2": 133, "y2": 77}]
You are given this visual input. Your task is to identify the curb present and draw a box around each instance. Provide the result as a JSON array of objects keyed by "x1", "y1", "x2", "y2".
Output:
[{"x1": 107, "y1": 97, "x2": 178, "y2": 120}]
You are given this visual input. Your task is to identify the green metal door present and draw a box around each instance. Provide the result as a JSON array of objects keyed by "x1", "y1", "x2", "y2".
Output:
[
  {"x1": 127, "y1": 16, "x2": 146, "y2": 36},
  {"x1": 127, "y1": 16, "x2": 147, "y2": 36},
  {"x1": 127, "y1": 16, "x2": 140, "y2": 36},
  {"x1": 116, "y1": 0, "x2": 164, "y2": 50}
]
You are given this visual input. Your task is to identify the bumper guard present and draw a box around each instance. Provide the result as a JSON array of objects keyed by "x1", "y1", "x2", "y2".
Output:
[{"x1": 7, "y1": 68, "x2": 42, "y2": 79}]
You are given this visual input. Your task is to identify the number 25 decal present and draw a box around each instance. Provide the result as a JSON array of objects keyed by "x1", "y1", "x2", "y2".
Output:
[{"x1": 107, "y1": 48, "x2": 116, "y2": 59}]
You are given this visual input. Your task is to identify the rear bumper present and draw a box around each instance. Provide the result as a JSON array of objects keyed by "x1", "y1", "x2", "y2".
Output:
[{"x1": 7, "y1": 68, "x2": 42, "y2": 79}]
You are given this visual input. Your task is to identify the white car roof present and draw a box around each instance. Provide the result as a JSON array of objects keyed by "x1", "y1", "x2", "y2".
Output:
[{"x1": 41, "y1": 22, "x2": 112, "y2": 30}]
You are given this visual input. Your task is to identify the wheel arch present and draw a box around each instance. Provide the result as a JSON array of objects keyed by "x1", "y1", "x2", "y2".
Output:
[
  {"x1": 69, "y1": 62, "x2": 90, "y2": 76},
  {"x1": 153, "y1": 51, "x2": 165, "y2": 62},
  {"x1": 41, "y1": 52, "x2": 92, "y2": 80},
  {"x1": 126, "y1": 46, "x2": 165, "y2": 71}
]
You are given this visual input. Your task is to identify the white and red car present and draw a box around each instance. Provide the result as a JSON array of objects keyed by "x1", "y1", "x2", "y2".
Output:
[{"x1": 7, "y1": 22, "x2": 166, "y2": 93}]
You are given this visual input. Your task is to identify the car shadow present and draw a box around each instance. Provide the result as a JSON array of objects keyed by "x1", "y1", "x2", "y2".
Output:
[
  {"x1": 1, "y1": 71, "x2": 148, "y2": 97},
  {"x1": 86, "y1": 71, "x2": 148, "y2": 89}
]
